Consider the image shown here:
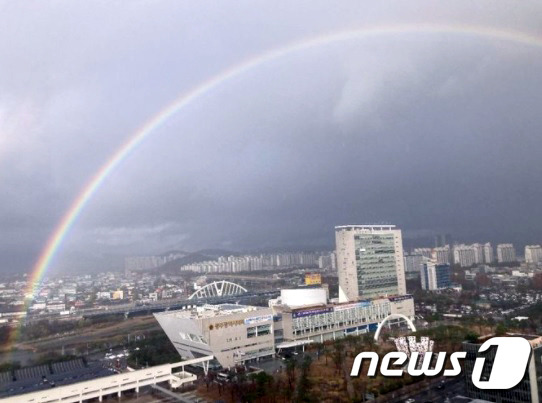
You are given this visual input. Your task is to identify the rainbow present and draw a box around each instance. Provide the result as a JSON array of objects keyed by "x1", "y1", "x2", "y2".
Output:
[{"x1": 12, "y1": 24, "x2": 542, "y2": 342}]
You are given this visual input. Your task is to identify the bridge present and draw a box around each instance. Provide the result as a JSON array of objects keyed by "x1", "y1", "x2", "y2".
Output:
[
  {"x1": 77, "y1": 290, "x2": 278, "y2": 319},
  {"x1": 189, "y1": 280, "x2": 247, "y2": 299}
]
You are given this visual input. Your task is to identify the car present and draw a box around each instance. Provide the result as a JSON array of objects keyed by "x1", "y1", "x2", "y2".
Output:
[{"x1": 405, "y1": 399, "x2": 416, "y2": 403}]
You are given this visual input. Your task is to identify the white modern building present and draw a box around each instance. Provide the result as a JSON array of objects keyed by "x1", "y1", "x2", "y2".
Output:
[
  {"x1": 155, "y1": 288, "x2": 415, "y2": 368},
  {"x1": 471, "y1": 243, "x2": 484, "y2": 264},
  {"x1": 497, "y1": 243, "x2": 517, "y2": 263},
  {"x1": 335, "y1": 225, "x2": 406, "y2": 303},
  {"x1": 155, "y1": 304, "x2": 274, "y2": 369},
  {"x1": 525, "y1": 245, "x2": 542, "y2": 265}
]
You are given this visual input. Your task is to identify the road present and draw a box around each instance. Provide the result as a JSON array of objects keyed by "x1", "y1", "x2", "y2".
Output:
[{"x1": 389, "y1": 376, "x2": 466, "y2": 403}]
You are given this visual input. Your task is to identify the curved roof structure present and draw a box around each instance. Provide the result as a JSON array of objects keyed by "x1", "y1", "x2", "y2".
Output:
[
  {"x1": 188, "y1": 280, "x2": 247, "y2": 300},
  {"x1": 374, "y1": 313, "x2": 416, "y2": 342}
]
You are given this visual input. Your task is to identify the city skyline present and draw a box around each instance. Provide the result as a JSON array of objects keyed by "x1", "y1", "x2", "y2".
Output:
[
  {"x1": 3, "y1": 228, "x2": 540, "y2": 275},
  {"x1": 3, "y1": 2, "x2": 542, "y2": 402}
]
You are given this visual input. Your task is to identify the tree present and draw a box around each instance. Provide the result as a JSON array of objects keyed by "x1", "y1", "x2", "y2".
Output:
[
  {"x1": 315, "y1": 342, "x2": 324, "y2": 361},
  {"x1": 475, "y1": 273, "x2": 490, "y2": 287},
  {"x1": 249, "y1": 372, "x2": 273, "y2": 399},
  {"x1": 362, "y1": 332, "x2": 376, "y2": 349},
  {"x1": 331, "y1": 340, "x2": 345, "y2": 374},
  {"x1": 495, "y1": 323, "x2": 508, "y2": 336},
  {"x1": 296, "y1": 356, "x2": 313, "y2": 402},
  {"x1": 533, "y1": 273, "x2": 542, "y2": 290},
  {"x1": 285, "y1": 358, "x2": 297, "y2": 393}
]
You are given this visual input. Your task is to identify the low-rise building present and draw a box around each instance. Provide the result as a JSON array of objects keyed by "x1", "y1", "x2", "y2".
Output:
[
  {"x1": 155, "y1": 287, "x2": 415, "y2": 368},
  {"x1": 111, "y1": 290, "x2": 124, "y2": 300}
]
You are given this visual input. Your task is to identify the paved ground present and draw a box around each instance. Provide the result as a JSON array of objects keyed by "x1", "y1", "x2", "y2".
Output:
[
  {"x1": 252, "y1": 349, "x2": 319, "y2": 374},
  {"x1": 152, "y1": 384, "x2": 212, "y2": 402}
]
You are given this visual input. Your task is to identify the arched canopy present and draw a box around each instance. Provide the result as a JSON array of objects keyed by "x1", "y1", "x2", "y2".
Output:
[
  {"x1": 188, "y1": 280, "x2": 247, "y2": 300},
  {"x1": 374, "y1": 313, "x2": 416, "y2": 341}
]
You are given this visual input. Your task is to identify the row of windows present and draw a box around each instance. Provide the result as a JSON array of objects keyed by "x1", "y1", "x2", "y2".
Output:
[
  {"x1": 247, "y1": 324, "x2": 272, "y2": 338},
  {"x1": 292, "y1": 305, "x2": 390, "y2": 331},
  {"x1": 220, "y1": 341, "x2": 260, "y2": 353},
  {"x1": 243, "y1": 347, "x2": 274, "y2": 357},
  {"x1": 293, "y1": 315, "x2": 387, "y2": 336}
]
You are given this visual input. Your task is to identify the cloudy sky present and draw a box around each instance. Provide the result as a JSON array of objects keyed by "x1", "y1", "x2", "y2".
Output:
[{"x1": 2, "y1": 1, "x2": 542, "y2": 273}]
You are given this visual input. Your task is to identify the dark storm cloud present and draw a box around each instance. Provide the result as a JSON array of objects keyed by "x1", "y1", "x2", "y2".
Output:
[{"x1": 1, "y1": 1, "x2": 542, "y2": 272}]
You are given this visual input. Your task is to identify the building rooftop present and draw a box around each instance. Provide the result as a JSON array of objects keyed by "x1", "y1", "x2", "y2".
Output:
[
  {"x1": 335, "y1": 224, "x2": 396, "y2": 231},
  {"x1": 471, "y1": 333, "x2": 542, "y2": 347},
  {"x1": 154, "y1": 303, "x2": 264, "y2": 320}
]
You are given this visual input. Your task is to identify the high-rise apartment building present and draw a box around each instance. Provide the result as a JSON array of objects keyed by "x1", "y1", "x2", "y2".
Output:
[
  {"x1": 335, "y1": 225, "x2": 406, "y2": 303},
  {"x1": 472, "y1": 243, "x2": 484, "y2": 264},
  {"x1": 420, "y1": 260, "x2": 451, "y2": 291},
  {"x1": 497, "y1": 243, "x2": 517, "y2": 263},
  {"x1": 483, "y1": 242, "x2": 493, "y2": 264},
  {"x1": 318, "y1": 252, "x2": 337, "y2": 269},
  {"x1": 432, "y1": 246, "x2": 451, "y2": 265},
  {"x1": 453, "y1": 244, "x2": 477, "y2": 268},
  {"x1": 525, "y1": 245, "x2": 542, "y2": 264},
  {"x1": 404, "y1": 253, "x2": 424, "y2": 274}
]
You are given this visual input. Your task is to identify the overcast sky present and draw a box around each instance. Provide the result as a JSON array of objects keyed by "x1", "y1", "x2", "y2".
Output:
[{"x1": 2, "y1": 1, "x2": 542, "y2": 273}]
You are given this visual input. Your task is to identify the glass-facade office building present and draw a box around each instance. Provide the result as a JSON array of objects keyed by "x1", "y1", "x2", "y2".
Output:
[
  {"x1": 336, "y1": 225, "x2": 406, "y2": 302},
  {"x1": 421, "y1": 262, "x2": 451, "y2": 290},
  {"x1": 354, "y1": 232, "x2": 399, "y2": 298}
]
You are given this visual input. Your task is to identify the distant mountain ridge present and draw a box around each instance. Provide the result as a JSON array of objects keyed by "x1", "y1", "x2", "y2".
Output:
[{"x1": 158, "y1": 249, "x2": 189, "y2": 257}]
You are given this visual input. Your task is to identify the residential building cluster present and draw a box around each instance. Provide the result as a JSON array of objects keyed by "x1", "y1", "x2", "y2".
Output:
[
  {"x1": 0, "y1": 272, "x2": 190, "y2": 318},
  {"x1": 124, "y1": 251, "x2": 187, "y2": 272},
  {"x1": 179, "y1": 252, "x2": 323, "y2": 274},
  {"x1": 404, "y1": 242, "x2": 521, "y2": 271},
  {"x1": 317, "y1": 252, "x2": 336, "y2": 270}
]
